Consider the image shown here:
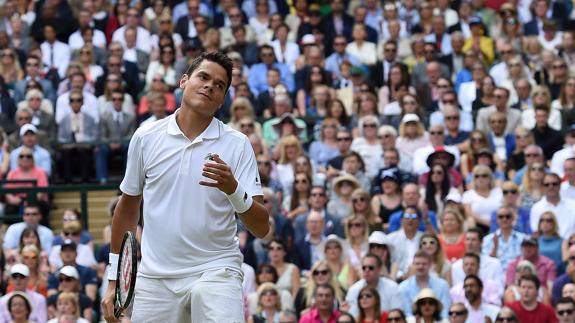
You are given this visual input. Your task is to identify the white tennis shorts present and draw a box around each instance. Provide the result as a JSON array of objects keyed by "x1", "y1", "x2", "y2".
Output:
[{"x1": 131, "y1": 267, "x2": 245, "y2": 323}]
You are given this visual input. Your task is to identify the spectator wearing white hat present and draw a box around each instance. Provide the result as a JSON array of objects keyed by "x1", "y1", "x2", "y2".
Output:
[
  {"x1": 367, "y1": 231, "x2": 399, "y2": 280},
  {"x1": 9, "y1": 123, "x2": 51, "y2": 177},
  {"x1": 0, "y1": 263, "x2": 47, "y2": 323},
  {"x1": 396, "y1": 114, "x2": 431, "y2": 160},
  {"x1": 46, "y1": 266, "x2": 92, "y2": 321}
]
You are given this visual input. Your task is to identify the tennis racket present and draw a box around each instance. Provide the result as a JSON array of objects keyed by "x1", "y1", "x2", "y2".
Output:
[{"x1": 114, "y1": 231, "x2": 138, "y2": 318}]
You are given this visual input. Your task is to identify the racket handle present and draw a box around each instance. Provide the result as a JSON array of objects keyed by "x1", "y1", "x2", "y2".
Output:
[{"x1": 114, "y1": 306, "x2": 123, "y2": 319}]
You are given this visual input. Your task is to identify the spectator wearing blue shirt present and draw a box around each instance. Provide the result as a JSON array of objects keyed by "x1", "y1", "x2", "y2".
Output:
[
  {"x1": 387, "y1": 183, "x2": 439, "y2": 233},
  {"x1": 398, "y1": 251, "x2": 451, "y2": 319},
  {"x1": 10, "y1": 124, "x2": 52, "y2": 177},
  {"x1": 489, "y1": 181, "x2": 531, "y2": 234},
  {"x1": 324, "y1": 35, "x2": 360, "y2": 81},
  {"x1": 537, "y1": 211, "x2": 564, "y2": 275},
  {"x1": 248, "y1": 44, "x2": 294, "y2": 97},
  {"x1": 482, "y1": 206, "x2": 527, "y2": 272}
]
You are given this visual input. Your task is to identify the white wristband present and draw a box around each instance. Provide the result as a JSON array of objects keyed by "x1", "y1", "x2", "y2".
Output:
[
  {"x1": 227, "y1": 183, "x2": 253, "y2": 214},
  {"x1": 107, "y1": 253, "x2": 119, "y2": 281}
]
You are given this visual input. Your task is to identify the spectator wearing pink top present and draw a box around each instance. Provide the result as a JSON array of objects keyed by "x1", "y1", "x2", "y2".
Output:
[
  {"x1": 506, "y1": 237, "x2": 557, "y2": 292},
  {"x1": 298, "y1": 284, "x2": 341, "y2": 323},
  {"x1": 4, "y1": 146, "x2": 48, "y2": 218}
]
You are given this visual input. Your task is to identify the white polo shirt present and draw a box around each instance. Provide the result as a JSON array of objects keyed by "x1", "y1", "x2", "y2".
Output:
[{"x1": 120, "y1": 111, "x2": 262, "y2": 278}]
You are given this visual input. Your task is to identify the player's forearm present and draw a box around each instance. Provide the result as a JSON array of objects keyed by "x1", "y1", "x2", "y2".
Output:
[
  {"x1": 110, "y1": 194, "x2": 142, "y2": 253},
  {"x1": 238, "y1": 196, "x2": 270, "y2": 239}
]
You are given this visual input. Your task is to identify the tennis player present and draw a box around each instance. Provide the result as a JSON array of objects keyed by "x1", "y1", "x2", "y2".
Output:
[{"x1": 101, "y1": 51, "x2": 270, "y2": 322}]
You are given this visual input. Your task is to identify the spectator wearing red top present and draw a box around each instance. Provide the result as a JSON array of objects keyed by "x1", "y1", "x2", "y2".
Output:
[
  {"x1": 299, "y1": 284, "x2": 341, "y2": 323},
  {"x1": 506, "y1": 274, "x2": 558, "y2": 323}
]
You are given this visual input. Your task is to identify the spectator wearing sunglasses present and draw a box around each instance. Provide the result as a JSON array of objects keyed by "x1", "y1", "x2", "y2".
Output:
[
  {"x1": 47, "y1": 237, "x2": 98, "y2": 303},
  {"x1": 447, "y1": 303, "x2": 467, "y2": 323},
  {"x1": 555, "y1": 297, "x2": 575, "y2": 323},
  {"x1": 531, "y1": 173, "x2": 575, "y2": 239},
  {"x1": 405, "y1": 288, "x2": 448, "y2": 323},
  {"x1": 0, "y1": 264, "x2": 47, "y2": 322},
  {"x1": 46, "y1": 266, "x2": 92, "y2": 321},
  {"x1": 494, "y1": 307, "x2": 518, "y2": 323},
  {"x1": 345, "y1": 254, "x2": 402, "y2": 318}
]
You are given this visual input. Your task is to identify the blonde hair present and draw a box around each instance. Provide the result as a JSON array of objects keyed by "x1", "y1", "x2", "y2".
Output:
[
  {"x1": 398, "y1": 119, "x2": 425, "y2": 138},
  {"x1": 256, "y1": 282, "x2": 281, "y2": 312},
  {"x1": 522, "y1": 161, "x2": 545, "y2": 195},
  {"x1": 304, "y1": 260, "x2": 344, "y2": 307},
  {"x1": 319, "y1": 118, "x2": 340, "y2": 141},
  {"x1": 57, "y1": 292, "x2": 80, "y2": 316},
  {"x1": 538, "y1": 211, "x2": 560, "y2": 238},
  {"x1": 62, "y1": 220, "x2": 82, "y2": 233},
  {"x1": 351, "y1": 188, "x2": 378, "y2": 225},
  {"x1": 439, "y1": 208, "x2": 465, "y2": 234},
  {"x1": 229, "y1": 97, "x2": 255, "y2": 124},
  {"x1": 344, "y1": 215, "x2": 369, "y2": 243},
  {"x1": 277, "y1": 135, "x2": 302, "y2": 164},
  {"x1": 470, "y1": 164, "x2": 494, "y2": 190},
  {"x1": 419, "y1": 232, "x2": 448, "y2": 278}
]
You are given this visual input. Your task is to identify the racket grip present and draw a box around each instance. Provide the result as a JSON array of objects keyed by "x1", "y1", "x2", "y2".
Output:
[
  {"x1": 114, "y1": 306, "x2": 123, "y2": 319},
  {"x1": 108, "y1": 253, "x2": 119, "y2": 281}
]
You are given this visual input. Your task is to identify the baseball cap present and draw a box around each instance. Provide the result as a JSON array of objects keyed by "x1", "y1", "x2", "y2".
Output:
[
  {"x1": 59, "y1": 265, "x2": 79, "y2": 280},
  {"x1": 301, "y1": 34, "x2": 316, "y2": 46},
  {"x1": 522, "y1": 237, "x2": 538, "y2": 247},
  {"x1": 61, "y1": 239, "x2": 77, "y2": 251},
  {"x1": 11, "y1": 264, "x2": 29, "y2": 277},
  {"x1": 19, "y1": 124, "x2": 37, "y2": 137},
  {"x1": 401, "y1": 113, "x2": 420, "y2": 124},
  {"x1": 227, "y1": 51, "x2": 242, "y2": 61},
  {"x1": 445, "y1": 191, "x2": 462, "y2": 204},
  {"x1": 469, "y1": 16, "x2": 483, "y2": 26}
]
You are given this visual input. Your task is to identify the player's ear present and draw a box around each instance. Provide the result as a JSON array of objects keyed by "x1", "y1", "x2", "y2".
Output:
[{"x1": 179, "y1": 74, "x2": 189, "y2": 89}]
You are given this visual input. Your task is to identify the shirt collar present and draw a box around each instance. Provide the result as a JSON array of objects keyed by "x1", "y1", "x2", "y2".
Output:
[{"x1": 167, "y1": 109, "x2": 221, "y2": 140}]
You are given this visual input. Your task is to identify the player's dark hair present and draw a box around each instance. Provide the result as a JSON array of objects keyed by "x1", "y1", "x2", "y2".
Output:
[{"x1": 185, "y1": 51, "x2": 233, "y2": 92}]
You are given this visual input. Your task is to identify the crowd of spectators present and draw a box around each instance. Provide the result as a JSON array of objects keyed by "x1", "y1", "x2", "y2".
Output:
[{"x1": 2, "y1": 0, "x2": 575, "y2": 322}]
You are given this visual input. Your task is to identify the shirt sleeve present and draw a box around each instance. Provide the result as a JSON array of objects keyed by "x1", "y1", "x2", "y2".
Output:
[{"x1": 119, "y1": 129, "x2": 145, "y2": 196}]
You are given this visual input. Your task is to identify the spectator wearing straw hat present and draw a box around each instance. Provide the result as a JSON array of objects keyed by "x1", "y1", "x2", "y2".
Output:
[{"x1": 405, "y1": 288, "x2": 449, "y2": 322}]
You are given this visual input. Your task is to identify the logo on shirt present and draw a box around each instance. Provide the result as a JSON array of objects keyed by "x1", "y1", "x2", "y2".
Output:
[
  {"x1": 243, "y1": 192, "x2": 248, "y2": 202},
  {"x1": 204, "y1": 153, "x2": 215, "y2": 161}
]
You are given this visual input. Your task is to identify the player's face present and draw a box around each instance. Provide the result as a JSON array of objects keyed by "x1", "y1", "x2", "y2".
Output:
[{"x1": 180, "y1": 60, "x2": 229, "y2": 118}]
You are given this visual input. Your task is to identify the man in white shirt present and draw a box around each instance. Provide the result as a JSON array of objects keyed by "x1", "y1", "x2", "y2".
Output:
[
  {"x1": 550, "y1": 126, "x2": 575, "y2": 177},
  {"x1": 112, "y1": 7, "x2": 151, "y2": 53},
  {"x1": 388, "y1": 206, "x2": 424, "y2": 278},
  {"x1": 67, "y1": 9, "x2": 107, "y2": 50},
  {"x1": 561, "y1": 158, "x2": 575, "y2": 200},
  {"x1": 531, "y1": 173, "x2": 575, "y2": 238},
  {"x1": 40, "y1": 23, "x2": 70, "y2": 79},
  {"x1": 101, "y1": 52, "x2": 269, "y2": 323},
  {"x1": 55, "y1": 72, "x2": 99, "y2": 125},
  {"x1": 345, "y1": 254, "x2": 402, "y2": 317},
  {"x1": 451, "y1": 228, "x2": 504, "y2": 287}
]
